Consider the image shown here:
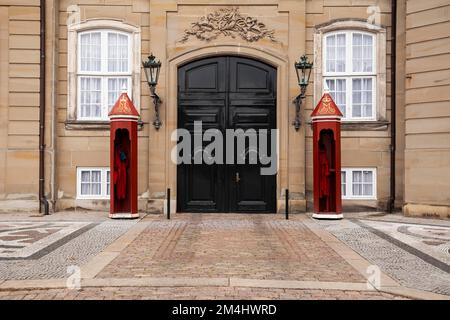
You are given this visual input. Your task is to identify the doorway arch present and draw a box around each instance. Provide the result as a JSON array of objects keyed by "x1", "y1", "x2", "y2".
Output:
[{"x1": 165, "y1": 45, "x2": 289, "y2": 213}]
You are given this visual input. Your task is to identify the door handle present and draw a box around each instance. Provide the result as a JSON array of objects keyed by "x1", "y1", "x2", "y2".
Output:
[{"x1": 235, "y1": 172, "x2": 241, "y2": 183}]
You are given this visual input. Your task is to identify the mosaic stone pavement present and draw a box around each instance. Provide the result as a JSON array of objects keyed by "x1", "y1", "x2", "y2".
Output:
[
  {"x1": 0, "y1": 221, "x2": 93, "y2": 259},
  {"x1": 361, "y1": 220, "x2": 450, "y2": 266},
  {"x1": 0, "y1": 220, "x2": 136, "y2": 280},
  {"x1": 313, "y1": 216, "x2": 450, "y2": 295},
  {"x1": 0, "y1": 212, "x2": 448, "y2": 300}
]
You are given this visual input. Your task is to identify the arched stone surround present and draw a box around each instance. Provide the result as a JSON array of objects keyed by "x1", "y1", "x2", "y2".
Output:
[{"x1": 165, "y1": 45, "x2": 290, "y2": 212}]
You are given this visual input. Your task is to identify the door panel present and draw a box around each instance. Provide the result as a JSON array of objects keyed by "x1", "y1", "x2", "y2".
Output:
[
  {"x1": 228, "y1": 106, "x2": 276, "y2": 213},
  {"x1": 177, "y1": 56, "x2": 276, "y2": 213},
  {"x1": 229, "y1": 57, "x2": 275, "y2": 95},
  {"x1": 179, "y1": 57, "x2": 226, "y2": 93},
  {"x1": 177, "y1": 105, "x2": 224, "y2": 213}
]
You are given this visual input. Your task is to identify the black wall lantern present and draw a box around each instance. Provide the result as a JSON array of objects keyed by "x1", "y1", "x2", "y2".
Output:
[
  {"x1": 143, "y1": 54, "x2": 162, "y2": 130},
  {"x1": 293, "y1": 54, "x2": 313, "y2": 131}
]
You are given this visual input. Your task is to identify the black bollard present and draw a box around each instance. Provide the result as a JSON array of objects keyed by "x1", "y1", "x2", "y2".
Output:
[
  {"x1": 285, "y1": 189, "x2": 289, "y2": 220},
  {"x1": 167, "y1": 188, "x2": 171, "y2": 220}
]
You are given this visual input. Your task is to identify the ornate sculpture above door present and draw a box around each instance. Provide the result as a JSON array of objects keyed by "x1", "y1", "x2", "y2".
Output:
[{"x1": 179, "y1": 7, "x2": 278, "y2": 43}]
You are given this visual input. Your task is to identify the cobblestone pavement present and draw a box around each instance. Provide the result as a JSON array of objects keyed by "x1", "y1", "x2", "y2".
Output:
[
  {"x1": 0, "y1": 286, "x2": 407, "y2": 300},
  {"x1": 98, "y1": 214, "x2": 365, "y2": 283},
  {"x1": 0, "y1": 215, "x2": 136, "y2": 280},
  {"x1": 311, "y1": 213, "x2": 450, "y2": 295},
  {"x1": 0, "y1": 211, "x2": 448, "y2": 300}
]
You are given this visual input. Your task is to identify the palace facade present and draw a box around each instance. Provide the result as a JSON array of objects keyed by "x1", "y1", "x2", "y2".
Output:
[{"x1": 0, "y1": 0, "x2": 449, "y2": 218}]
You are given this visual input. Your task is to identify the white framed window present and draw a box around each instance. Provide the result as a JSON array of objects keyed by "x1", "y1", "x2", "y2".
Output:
[
  {"x1": 77, "y1": 167, "x2": 110, "y2": 199},
  {"x1": 77, "y1": 30, "x2": 132, "y2": 120},
  {"x1": 323, "y1": 31, "x2": 376, "y2": 120},
  {"x1": 67, "y1": 20, "x2": 141, "y2": 125},
  {"x1": 341, "y1": 168, "x2": 377, "y2": 200}
]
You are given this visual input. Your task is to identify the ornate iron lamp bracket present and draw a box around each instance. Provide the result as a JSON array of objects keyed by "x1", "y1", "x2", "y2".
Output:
[
  {"x1": 143, "y1": 54, "x2": 162, "y2": 130},
  {"x1": 150, "y1": 85, "x2": 162, "y2": 130},
  {"x1": 292, "y1": 86, "x2": 307, "y2": 131},
  {"x1": 293, "y1": 55, "x2": 313, "y2": 131}
]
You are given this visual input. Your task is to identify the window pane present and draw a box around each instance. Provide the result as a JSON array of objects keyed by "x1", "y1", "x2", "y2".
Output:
[
  {"x1": 352, "y1": 171, "x2": 362, "y2": 196},
  {"x1": 353, "y1": 183, "x2": 362, "y2": 196},
  {"x1": 352, "y1": 33, "x2": 362, "y2": 72},
  {"x1": 108, "y1": 33, "x2": 129, "y2": 72},
  {"x1": 326, "y1": 78, "x2": 346, "y2": 117},
  {"x1": 363, "y1": 170, "x2": 373, "y2": 196},
  {"x1": 341, "y1": 171, "x2": 346, "y2": 196},
  {"x1": 80, "y1": 77, "x2": 102, "y2": 118},
  {"x1": 326, "y1": 78, "x2": 335, "y2": 91},
  {"x1": 326, "y1": 35, "x2": 335, "y2": 72},
  {"x1": 353, "y1": 171, "x2": 362, "y2": 183},
  {"x1": 363, "y1": 184, "x2": 373, "y2": 196},
  {"x1": 106, "y1": 171, "x2": 110, "y2": 196},
  {"x1": 108, "y1": 78, "x2": 129, "y2": 111},
  {"x1": 363, "y1": 78, "x2": 372, "y2": 90},
  {"x1": 81, "y1": 183, "x2": 90, "y2": 195},
  {"x1": 363, "y1": 171, "x2": 373, "y2": 183},
  {"x1": 81, "y1": 171, "x2": 90, "y2": 183},
  {"x1": 336, "y1": 34, "x2": 346, "y2": 72},
  {"x1": 119, "y1": 34, "x2": 129, "y2": 71},
  {"x1": 352, "y1": 33, "x2": 373, "y2": 73},
  {"x1": 326, "y1": 34, "x2": 346, "y2": 73},
  {"x1": 108, "y1": 33, "x2": 117, "y2": 71},
  {"x1": 91, "y1": 183, "x2": 101, "y2": 195},
  {"x1": 80, "y1": 32, "x2": 101, "y2": 72},
  {"x1": 362, "y1": 78, "x2": 373, "y2": 117},
  {"x1": 353, "y1": 33, "x2": 362, "y2": 46},
  {"x1": 336, "y1": 79, "x2": 346, "y2": 116},
  {"x1": 91, "y1": 171, "x2": 101, "y2": 195},
  {"x1": 352, "y1": 78, "x2": 373, "y2": 118},
  {"x1": 80, "y1": 171, "x2": 90, "y2": 195},
  {"x1": 352, "y1": 79, "x2": 361, "y2": 117},
  {"x1": 363, "y1": 35, "x2": 373, "y2": 72},
  {"x1": 91, "y1": 171, "x2": 101, "y2": 183}
]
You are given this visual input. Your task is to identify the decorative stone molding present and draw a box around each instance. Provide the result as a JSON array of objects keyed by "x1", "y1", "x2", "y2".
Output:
[
  {"x1": 66, "y1": 19, "x2": 141, "y2": 128},
  {"x1": 179, "y1": 7, "x2": 277, "y2": 43},
  {"x1": 308, "y1": 120, "x2": 389, "y2": 131},
  {"x1": 165, "y1": 45, "x2": 289, "y2": 213},
  {"x1": 64, "y1": 120, "x2": 144, "y2": 131},
  {"x1": 313, "y1": 19, "x2": 387, "y2": 128},
  {"x1": 340, "y1": 120, "x2": 389, "y2": 131}
]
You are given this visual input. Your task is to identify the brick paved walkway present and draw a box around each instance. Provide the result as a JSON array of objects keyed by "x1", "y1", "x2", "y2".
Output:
[
  {"x1": 98, "y1": 214, "x2": 364, "y2": 283},
  {"x1": 0, "y1": 212, "x2": 448, "y2": 300},
  {"x1": 0, "y1": 286, "x2": 407, "y2": 300}
]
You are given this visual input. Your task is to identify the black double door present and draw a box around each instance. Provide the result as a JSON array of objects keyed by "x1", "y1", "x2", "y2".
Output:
[{"x1": 177, "y1": 56, "x2": 277, "y2": 213}]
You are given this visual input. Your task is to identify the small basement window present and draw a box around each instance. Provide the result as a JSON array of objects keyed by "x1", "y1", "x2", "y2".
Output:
[
  {"x1": 77, "y1": 167, "x2": 110, "y2": 199},
  {"x1": 341, "y1": 168, "x2": 377, "y2": 200}
]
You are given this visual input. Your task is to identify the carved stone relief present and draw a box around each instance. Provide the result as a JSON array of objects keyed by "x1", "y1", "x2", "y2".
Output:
[{"x1": 179, "y1": 7, "x2": 277, "y2": 43}]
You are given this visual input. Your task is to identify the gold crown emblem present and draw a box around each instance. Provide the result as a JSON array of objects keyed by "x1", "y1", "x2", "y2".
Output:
[
  {"x1": 118, "y1": 95, "x2": 131, "y2": 114},
  {"x1": 318, "y1": 95, "x2": 335, "y2": 115}
]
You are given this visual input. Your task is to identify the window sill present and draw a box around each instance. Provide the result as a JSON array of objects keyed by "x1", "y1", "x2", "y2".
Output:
[
  {"x1": 65, "y1": 120, "x2": 144, "y2": 131},
  {"x1": 76, "y1": 197, "x2": 110, "y2": 200},
  {"x1": 342, "y1": 197, "x2": 377, "y2": 201},
  {"x1": 307, "y1": 120, "x2": 388, "y2": 131},
  {"x1": 341, "y1": 120, "x2": 388, "y2": 131}
]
